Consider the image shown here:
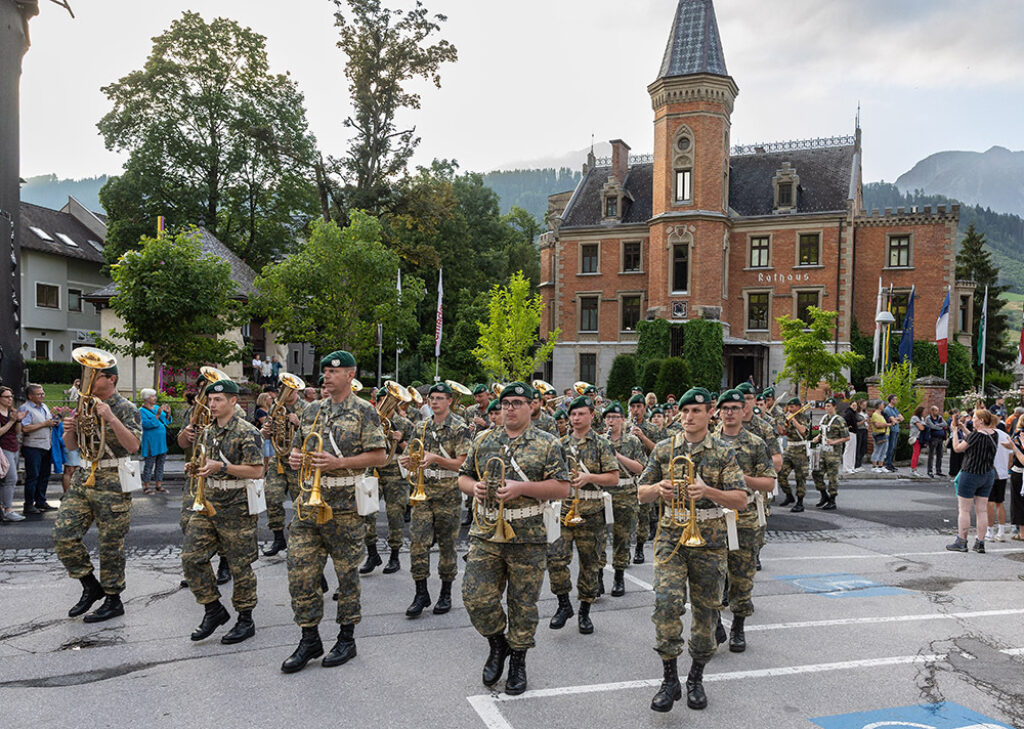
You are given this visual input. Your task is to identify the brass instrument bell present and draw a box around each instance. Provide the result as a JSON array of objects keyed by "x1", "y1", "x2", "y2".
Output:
[
  {"x1": 296, "y1": 412, "x2": 333, "y2": 525},
  {"x1": 561, "y1": 452, "x2": 585, "y2": 527},
  {"x1": 71, "y1": 346, "x2": 117, "y2": 487},
  {"x1": 474, "y1": 456, "x2": 516, "y2": 543}
]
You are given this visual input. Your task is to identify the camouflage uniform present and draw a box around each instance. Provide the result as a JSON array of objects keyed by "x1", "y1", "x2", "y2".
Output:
[
  {"x1": 287, "y1": 395, "x2": 386, "y2": 628},
  {"x1": 265, "y1": 398, "x2": 306, "y2": 532},
  {"x1": 181, "y1": 413, "x2": 265, "y2": 610},
  {"x1": 591, "y1": 408, "x2": 606, "y2": 435},
  {"x1": 548, "y1": 430, "x2": 618, "y2": 602},
  {"x1": 464, "y1": 403, "x2": 488, "y2": 438},
  {"x1": 365, "y1": 411, "x2": 413, "y2": 551},
  {"x1": 639, "y1": 432, "x2": 749, "y2": 662},
  {"x1": 812, "y1": 414, "x2": 849, "y2": 498},
  {"x1": 632, "y1": 420, "x2": 665, "y2": 543},
  {"x1": 53, "y1": 393, "x2": 142, "y2": 595},
  {"x1": 531, "y1": 410, "x2": 558, "y2": 436},
  {"x1": 777, "y1": 411, "x2": 811, "y2": 499},
  {"x1": 743, "y1": 414, "x2": 782, "y2": 462},
  {"x1": 600, "y1": 431, "x2": 645, "y2": 570},
  {"x1": 714, "y1": 427, "x2": 775, "y2": 618},
  {"x1": 461, "y1": 426, "x2": 568, "y2": 649},
  {"x1": 409, "y1": 413, "x2": 471, "y2": 582},
  {"x1": 769, "y1": 404, "x2": 787, "y2": 448}
]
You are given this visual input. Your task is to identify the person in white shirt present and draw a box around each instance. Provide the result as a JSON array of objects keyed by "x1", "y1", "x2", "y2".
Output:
[
  {"x1": 987, "y1": 425, "x2": 1014, "y2": 542},
  {"x1": 252, "y1": 355, "x2": 263, "y2": 384}
]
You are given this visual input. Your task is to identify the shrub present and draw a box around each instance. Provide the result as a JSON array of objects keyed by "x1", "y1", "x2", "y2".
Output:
[
  {"x1": 655, "y1": 357, "x2": 690, "y2": 403},
  {"x1": 684, "y1": 319, "x2": 723, "y2": 390},
  {"x1": 636, "y1": 319, "x2": 670, "y2": 372},
  {"x1": 605, "y1": 354, "x2": 637, "y2": 403},
  {"x1": 25, "y1": 360, "x2": 80, "y2": 385},
  {"x1": 642, "y1": 358, "x2": 663, "y2": 394}
]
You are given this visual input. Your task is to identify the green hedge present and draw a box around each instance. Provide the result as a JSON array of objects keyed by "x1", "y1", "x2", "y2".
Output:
[
  {"x1": 683, "y1": 319, "x2": 723, "y2": 390},
  {"x1": 641, "y1": 358, "x2": 663, "y2": 394},
  {"x1": 25, "y1": 359, "x2": 80, "y2": 385},
  {"x1": 655, "y1": 357, "x2": 690, "y2": 403},
  {"x1": 605, "y1": 354, "x2": 637, "y2": 403},
  {"x1": 636, "y1": 319, "x2": 670, "y2": 372}
]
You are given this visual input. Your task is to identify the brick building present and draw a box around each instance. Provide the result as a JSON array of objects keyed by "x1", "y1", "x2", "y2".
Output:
[{"x1": 539, "y1": 0, "x2": 967, "y2": 393}]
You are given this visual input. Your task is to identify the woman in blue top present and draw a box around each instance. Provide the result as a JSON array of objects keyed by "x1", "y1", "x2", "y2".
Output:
[{"x1": 139, "y1": 388, "x2": 173, "y2": 494}]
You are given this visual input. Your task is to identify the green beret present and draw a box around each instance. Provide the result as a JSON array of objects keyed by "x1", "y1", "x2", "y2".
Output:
[
  {"x1": 736, "y1": 382, "x2": 756, "y2": 395},
  {"x1": 500, "y1": 382, "x2": 532, "y2": 401},
  {"x1": 532, "y1": 389, "x2": 542, "y2": 400},
  {"x1": 604, "y1": 402, "x2": 624, "y2": 416},
  {"x1": 753, "y1": 406, "x2": 763, "y2": 415},
  {"x1": 320, "y1": 350, "x2": 356, "y2": 369},
  {"x1": 825, "y1": 397, "x2": 838, "y2": 406},
  {"x1": 787, "y1": 397, "x2": 802, "y2": 407},
  {"x1": 317, "y1": 375, "x2": 324, "y2": 387},
  {"x1": 472, "y1": 384, "x2": 488, "y2": 395},
  {"x1": 584, "y1": 385, "x2": 597, "y2": 395},
  {"x1": 651, "y1": 406, "x2": 664, "y2": 415},
  {"x1": 710, "y1": 392, "x2": 719, "y2": 402},
  {"x1": 553, "y1": 408, "x2": 567, "y2": 420},
  {"x1": 567, "y1": 395, "x2": 594, "y2": 413},
  {"x1": 631, "y1": 386, "x2": 643, "y2": 393},
  {"x1": 678, "y1": 387, "x2": 713, "y2": 407},
  {"x1": 717, "y1": 389, "x2": 744, "y2": 406},
  {"x1": 101, "y1": 364, "x2": 118, "y2": 376},
  {"x1": 486, "y1": 399, "x2": 501, "y2": 414},
  {"x1": 628, "y1": 394, "x2": 645, "y2": 406},
  {"x1": 428, "y1": 382, "x2": 453, "y2": 396},
  {"x1": 762, "y1": 387, "x2": 776, "y2": 398},
  {"x1": 208, "y1": 379, "x2": 239, "y2": 395},
  {"x1": 377, "y1": 387, "x2": 387, "y2": 400}
]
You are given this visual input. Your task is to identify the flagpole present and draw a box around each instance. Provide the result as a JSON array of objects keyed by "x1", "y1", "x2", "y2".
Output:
[
  {"x1": 980, "y1": 285, "x2": 988, "y2": 392},
  {"x1": 943, "y1": 285, "x2": 949, "y2": 381},
  {"x1": 395, "y1": 269, "x2": 402, "y2": 382},
  {"x1": 434, "y1": 267, "x2": 443, "y2": 383}
]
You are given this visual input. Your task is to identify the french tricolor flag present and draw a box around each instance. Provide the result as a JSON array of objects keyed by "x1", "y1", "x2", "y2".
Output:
[{"x1": 936, "y1": 289, "x2": 950, "y2": 364}]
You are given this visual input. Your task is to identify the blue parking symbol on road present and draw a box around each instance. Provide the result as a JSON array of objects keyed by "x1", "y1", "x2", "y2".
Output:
[
  {"x1": 811, "y1": 701, "x2": 1012, "y2": 728},
  {"x1": 774, "y1": 572, "x2": 908, "y2": 598}
]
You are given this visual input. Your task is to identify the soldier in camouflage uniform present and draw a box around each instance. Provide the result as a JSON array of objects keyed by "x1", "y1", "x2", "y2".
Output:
[
  {"x1": 463, "y1": 384, "x2": 492, "y2": 438},
  {"x1": 736, "y1": 383, "x2": 783, "y2": 472},
  {"x1": 548, "y1": 396, "x2": 619, "y2": 634},
  {"x1": 600, "y1": 402, "x2": 645, "y2": 597},
  {"x1": 55, "y1": 361, "x2": 141, "y2": 623},
  {"x1": 776, "y1": 397, "x2": 811, "y2": 512},
  {"x1": 261, "y1": 380, "x2": 306, "y2": 557},
  {"x1": 763, "y1": 388, "x2": 786, "y2": 445},
  {"x1": 459, "y1": 382, "x2": 569, "y2": 696},
  {"x1": 486, "y1": 398, "x2": 503, "y2": 430},
  {"x1": 280, "y1": 351, "x2": 386, "y2": 674},
  {"x1": 629, "y1": 395, "x2": 664, "y2": 563},
  {"x1": 582, "y1": 385, "x2": 606, "y2": 434},
  {"x1": 180, "y1": 379, "x2": 265, "y2": 644},
  {"x1": 638, "y1": 387, "x2": 750, "y2": 714},
  {"x1": 713, "y1": 389, "x2": 776, "y2": 653},
  {"x1": 811, "y1": 397, "x2": 850, "y2": 510},
  {"x1": 400, "y1": 382, "x2": 470, "y2": 618},
  {"x1": 530, "y1": 389, "x2": 558, "y2": 436},
  {"x1": 361, "y1": 386, "x2": 413, "y2": 575},
  {"x1": 553, "y1": 408, "x2": 567, "y2": 437}
]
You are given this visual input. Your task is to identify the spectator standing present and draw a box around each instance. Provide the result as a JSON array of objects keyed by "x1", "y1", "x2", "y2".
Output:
[
  {"x1": 986, "y1": 424, "x2": 1014, "y2": 542},
  {"x1": 909, "y1": 406, "x2": 927, "y2": 477},
  {"x1": 260, "y1": 356, "x2": 273, "y2": 385},
  {"x1": 253, "y1": 392, "x2": 274, "y2": 469},
  {"x1": 842, "y1": 400, "x2": 859, "y2": 474},
  {"x1": 883, "y1": 395, "x2": 903, "y2": 472},
  {"x1": 946, "y1": 409, "x2": 1003, "y2": 553},
  {"x1": 1009, "y1": 427, "x2": 1024, "y2": 541},
  {"x1": 869, "y1": 400, "x2": 890, "y2": 473},
  {"x1": 854, "y1": 401, "x2": 868, "y2": 469},
  {"x1": 271, "y1": 355, "x2": 282, "y2": 381},
  {"x1": 1008, "y1": 407, "x2": 1024, "y2": 436},
  {"x1": 19, "y1": 384, "x2": 57, "y2": 514},
  {"x1": 64, "y1": 379, "x2": 81, "y2": 404},
  {"x1": 139, "y1": 388, "x2": 172, "y2": 494},
  {"x1": 251, "y1": 354, "x2": 263, "y2": 384},
  {"x1": 991, "y1": 397, "x2": 1007, "y2": 419},
  {"x1": 925, "y1": 406, "x2": 948, "y2": 477},
  {"x1": 0, "y1": 387, "x2": 24, "y2": 521}
]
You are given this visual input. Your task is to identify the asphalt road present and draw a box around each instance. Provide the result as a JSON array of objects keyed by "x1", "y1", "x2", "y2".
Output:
[{"x1": 2, "y1": 471, "x2": 1023, "y2": 729}]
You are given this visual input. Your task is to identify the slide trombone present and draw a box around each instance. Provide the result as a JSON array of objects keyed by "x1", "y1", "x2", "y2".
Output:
[{"x1": 785, "y1": 402, "x2": 812, "y2": 422}]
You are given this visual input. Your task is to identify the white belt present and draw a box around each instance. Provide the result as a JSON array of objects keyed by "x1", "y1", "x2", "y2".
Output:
[
  {"x1": 424, "y1": 468, "x2": 459, "y2": 479},
  {"x1": 575, "y1": 489, "x2": 605, "y2": 501},
  {"x1": 617, "y1": 477, "x2": 635, "y2": 487},
  {"x1": 479, "y1": 504, "x2": 544, "y2": 522},
  {"x1": 321, "y1": 475, "x2": 360, "y2": 488},
  {"x1": 664, "y1": 507, "x2": 725, "y2": 522},
  {"x1": 749, "y1": 492, "x2": 767, "y2": 527},
  {"x1": 206, "y1": 478, "x2": 252, "y2": 490},
  {"x1": 85, "y1": 456, "x2": 127, "y2": 470}
]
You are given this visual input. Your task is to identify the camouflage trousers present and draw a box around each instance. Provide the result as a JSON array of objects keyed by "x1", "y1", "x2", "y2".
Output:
[
  {"x1": 597, "y1": 491, "x2": 638, "y2": 570},
  {"x1": 548, "y1": 510, "x2": 606, "y2": 602},
  {"x1": 181, "y1": 491, "x2": 259, "y2": 611},
  {"x1": 410, "y1": 487, "x2": 461, "y2": 581},
  {"x1": 462, "y1": 537, "x2": 547, "y2": 651},
  {"x1": 287, "y1": 509, "x2": 363, "y2": 627},
  {"x1": 53, "y1": 478, "x2": 132, "y2": 595},
  {"x1": 636, "y1": 500, "x2": 653, "y2": 542},
  {"x1": 778, "y1": 445, "x2": 809, "y2": 499},
  {"x1": 264, "y1": 460, "x2": 299, "y2": 532},
  {"x1": 727, "y1": 524, "x2": 766, "y2": 618},
  {"x1": 812, "y1": 451, "x2": 842, "y2": 497},
  {"x1": 364, "y1": 469, "x2": 408, "y2": 551},
  {"x1": 652, "y1": 526, "x2": 727, "y2": 663}
]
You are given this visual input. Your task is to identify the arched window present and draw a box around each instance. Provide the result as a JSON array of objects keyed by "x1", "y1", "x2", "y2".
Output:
[{"x1": 673, "y1": 127, "x2": 694, "y2": 204}]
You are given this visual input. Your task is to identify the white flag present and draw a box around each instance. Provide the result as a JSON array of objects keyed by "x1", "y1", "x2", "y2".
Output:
[{"x1": 434, "y1": 267, "x2": 443, "y2": 358}]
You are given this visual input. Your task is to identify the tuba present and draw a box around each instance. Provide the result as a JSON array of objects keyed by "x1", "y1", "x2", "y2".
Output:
[
  {"x1": 473, "y1": 456, "x2": 516, "y2": 543},
  {"x1": 445, "y1": 379, "x2": 473, "y2": 416},
  {"x1": 352, "y1": 378, "x2": 363, "y2": 393},
  {"x1": 71, "y1": 347, "x2": 117, "y2": 487},
  {"x1": 189, "y1": 442, "x2": 217, "y2": 517},
  {"x1": 185, "y1": 366, "x2": 230, "y2": 497},
  {"x1": 377, "y1": 380, "x2": 412, "y2": 462},
  {"x1": 491, "y1": 382, "x2": 505, "y2": 400},
  {"x1": 407, "y1": 421, "x2": 428, "y2": 503},
  {"x1": 655, "y1": 453, "x2": 701, "y2": 566},
  {"x1": 561, "y1": 452, "x2": 584, "y2": 526},
  {"x1": 296, "y1": 405, "x2": 332, "y2": 524},
  {"x1": 532, "y1": 379, "x2": 554, "y2": 397},
  {"x1": 573, "y1": 381, "x2": 593, "y2": 397},
  {"x1": 269, "y1": 372, "x2": 305, "y2": 473}
]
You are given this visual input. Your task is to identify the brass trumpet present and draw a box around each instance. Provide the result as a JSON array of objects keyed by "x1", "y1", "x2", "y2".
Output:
[
  {"x1": 561, "y1": 452, "x2": 584, "y2": 526},
  {"x1": 407, "y1": 422, "x2": 428, "y2": 503},
  {"x1": 189, "y1": 443, "x2": 217, "y2": 516},
  {"x1": 270, "y1": 371, "x2": 305, "y2": 474},
  {"x1": 473, "y1": 456, "x2": 516, "y2": 543},
  {"x1": 296, "y1": 407, "x2": 332, "y2": 525},
  {"x1": 654, "y1": 453, "x2": 701, "y2": 566},
  {"x1": 71, "y1": 346, "x2": 117, "y2": 487}
]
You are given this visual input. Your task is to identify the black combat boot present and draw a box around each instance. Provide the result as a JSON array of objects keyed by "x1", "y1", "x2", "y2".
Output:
[
  {"x1": 405, "y1": 579, "x2": 432, "y2": 618},
  {"x1": 815, "y1": 491, "x2": 829, "y2": 508},
  {"x1": 359, "y1": 543, "x2": 382, "y2": 574},
  {"x1": 433, "y1": 580, "x2": 453, "y2": 614},
  {"x1": 596, "y1": 571, "x2": 605, "y2": 597},
  {"x1": 790, "y1": 497, "x2": 805, "y2": 513},
  {"x1": 549, "y1": 594, "x2": 574, "y2": 629},
  {"x1": 715, "y1": 614, "x2": 727, "y2": 646},
  {"x1": 650, "y1": 658, "x2": 682, "y2": 713},
  {"x1": 756, "y1": 554, "x2": 762, "y2": 571},
  {"x1": 482, "y1": 632, "x2": 510, "y2": 686},
  {"x1": 822, "y1": 495, "x2": 837, "y2": 511},
  {"x1": 83, "y1": 594, "x2": 124, "y2": 623},
  {"x1": 611, "y1": 569, "x2": 626, "y2": 597},
  {"x1": 382, "y1": 547, "x2": 401, "y2": 574},
  {"x1": 190, "y1": 600, "x2": 230, "y2": 640},
  {"x1": 686, "y1": 660, "x2": 708, "y2": 709},
  {"x1": 216, "y1": 557, "x2": 232, "y2": 585},
  {"x1": 68, "y1": 573, "x2": 104, "y2": 617},
  {"x1": 263, "y1": 530, "x2": 287, "y2": 556},
  {"x1": 322, "y1": 624, "x2": 356, "y2": 667},
  {"x1": 729, "y1": 615, "x2": 746, "y2": 653},
  {"x1": 505, "y1": 649, "x2": 528, "y2": 696},
  {"x1": 779, "y1": 493, "x2": 795, "y2": 507},
  {"x1": 221, "y1": 610, "x2": 255, "y2": 644},
  {"x1": 633, "y1": 540, "x2": 645, "y2": 564},
  {"x1": 281, "y1": 626, "x2": 323, "y2": 673},
  {"x1": 577, "y1": 601, "x2": 594, "y2": 634}
]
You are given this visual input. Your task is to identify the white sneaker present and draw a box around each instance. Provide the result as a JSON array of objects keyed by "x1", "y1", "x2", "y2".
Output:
[
  {"x1": 910, "y1": 470, "x2": 921, "y2": 477},
  {"x1": 3, "y1": 509, "x2": 25, "y2": 522},
  {"x1": 994, "y1": 529, "x2": 1006, "y2": 542}
]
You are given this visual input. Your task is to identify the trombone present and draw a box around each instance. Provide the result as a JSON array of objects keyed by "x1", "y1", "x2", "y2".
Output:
[
  {"x1": 785, "y1": 402, "x2": 812, "y2": 422},
  {"x1": 561, "y1": 452, "x2": 584, "y2": 527},
  {"x1": 296, "y1": 406, "x2": 333, "y2": 525},
  {"x1": 473, "y1": 456, "x2": 516, "y2": 543},
  {"x1": 71, "y1": 346, "x2": 116, "y2": 487},
  {"x1": 407, "y1": 421, "x2": 428, "y2": 503},
  {"x1": 269, "y1": 371, "x2": 305, "y2": 474},
  {"x1": 189, "y1": 442, "x2": 217, "y2": 517},
  {"x1": 654, "y1": 453, "x2": 702, "y2": 566}
]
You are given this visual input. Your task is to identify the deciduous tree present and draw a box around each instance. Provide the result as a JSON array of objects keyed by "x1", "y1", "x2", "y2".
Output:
[
  {"x1": 473, "y1": 272, "x2": 559, "y2": 382},
  {"x1": 777, "y1": 307, "x2": 863, "y2": 398}
]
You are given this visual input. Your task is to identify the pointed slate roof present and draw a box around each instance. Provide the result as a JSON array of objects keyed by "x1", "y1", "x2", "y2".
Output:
[{"x1": 656, "y1": 0, "x2": 729, "y2": 80}]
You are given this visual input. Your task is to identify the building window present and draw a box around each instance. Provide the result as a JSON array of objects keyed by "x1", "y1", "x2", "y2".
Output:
[
  {"x1": 747, "y1": 292, "x2": 769, "y2": 330},
  {"x1": 797, "y1": 233, "x2": 820, "y2": 266},
  {"x1": 579, "y1": 353, "x2": 596, "y2": 384},
  {"x1": 671, "y1": 244, "x2": 690, "y2": 293},
  {"x1": 958, "y1": 295, "x2": 970, "y2": 332},
  {"x1": 581, "y1": 243, "x2": 599, "y2": 274},
  {"x1": 888, "y1": 235, "x2": 911, "y2": 267},
  {"x1": 674, "y1": 169, "x2": 692, "y2": 203},
  {"x1": 68, "y1": 288, "x2": 83, "y2": 312},
  {"x1": 36, "y1": 283, "x2": 59, "y2": 309},
  {"x1": 749, "y1": 236, "x2": 770, "y2": 268},
  {"x1": 621, "y1": 295, "x2": 641, "y2": 332},
  {"x1": 580, "y1": 296, "x2": 599, "y2": 332},
  {"x1": 888, "y1": 291, "x2": 911, "y2": 329},
  {"x1": 34, "y1": 339, "x2": 51, "y2": 360},
  {"x1": 622, "y1": 241, "x2": 641, "y2": 272},
  {"x1": 777, "y1": 183, "x2": 793, "y2": 208},
  {"x1": 605, "y1": 197, "x2": 618, "y2": 218},
  {"x1": 796, "y1": 290, "x2": 820, "y2": 325}
]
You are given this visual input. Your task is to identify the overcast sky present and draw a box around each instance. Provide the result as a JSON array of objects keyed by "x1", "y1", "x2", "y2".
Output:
[{"x1": 18, "y1": 0, "x2": 1024, "y2": 184}]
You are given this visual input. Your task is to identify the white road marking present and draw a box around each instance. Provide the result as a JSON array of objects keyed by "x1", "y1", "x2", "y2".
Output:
[
  {"x1": 767, "y1": 547, "x2": 1024, "y2": 562},
  {"x1": 742, "y1": 608, "x2": 1024, "y2": 632},
  {"x1": 604, "y1": 565, "x2": 653, "y2": 591}
]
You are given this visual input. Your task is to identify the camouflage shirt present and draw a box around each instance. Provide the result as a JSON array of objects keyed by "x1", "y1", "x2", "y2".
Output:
[
  {"x1": 784, "y1": 410, "x2": 812, "y2": 443},
  {"x1": 380, "y1": 411, "x2": 414, "y2": 474},
  {"x1": 607, "y1": 430, "x2": 646, "y2": 491},
  {"x1": 531, "y1": 410, "x2": 559, "y2": 436},
  {"x1": 633, "y1": 420, "x2": 667, "y2": 452},
  {"x1": 743, "y1": 414, "x2": 782, "y2": 457},
  {"x1": 460, "y1": 426, "x2": 569, "y2": 544},
  {"x1": 715, "y1": 427, "x2": 776, "y2": 528},
  {"x1": 561, "y1": 429, "x2": 618, "y2": 517},
  {"x1": 80, "y1": 392, "x2": 142, "y2": 492},
  {"x1": 769, "y1": 404, "x2": 787, "y2": 434},
  {"x1": 817, "y1": 413, "x2": 850, "y2": 450},
  {"x1": 201, "y1": 413, "x2": 265, "y2": 505},
  {"x1": 416, "y1": 411, "x2": 471, "y2": 497},
  {"x1": 464, "y1": 403, "x2": 489, "y2": 437}
]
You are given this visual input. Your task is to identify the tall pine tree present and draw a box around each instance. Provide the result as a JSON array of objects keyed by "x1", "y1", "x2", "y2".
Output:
[{"x1": 955, "y1": 224, "x2": 1013, "y2": 374}]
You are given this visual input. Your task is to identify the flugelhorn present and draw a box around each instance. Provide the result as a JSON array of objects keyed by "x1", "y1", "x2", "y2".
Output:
[
  {"x1": 71, "y1": 346, "x2": 117, "y2": 487},
  {"x1": 377, "y1": 380, "x2": 412, "y2": 462},
  {"x1": 296, "y1": 406, "x2": 332, "y2": 525},
  {"x1": 270, "y1": 371, "x2": 305, "y2": 473},
  {"x1": 654, "y1": 453, "x2": 701, "y2": 566},
  {"x1": 561, "y1": 452, "x2": 584, "y2": 526},
  {"x1": 474, "y1": 456, "x2": 516, "y2": 543},
  {"x1": 189, "y1": 442, "x2": 217, "y2": 516}
]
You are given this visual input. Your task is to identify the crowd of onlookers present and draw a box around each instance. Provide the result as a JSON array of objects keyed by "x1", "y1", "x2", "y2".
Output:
[{"x1": 250, "y1": 355, "x2": 283, "y2": 386}]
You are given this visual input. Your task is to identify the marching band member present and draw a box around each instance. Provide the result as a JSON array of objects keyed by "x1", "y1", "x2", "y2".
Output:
[
  {"x1": 777, "y1": 397, "x2": 811, "y2": 512},
  {"x1": 599, "y1": 402, "x2": 645, "y2": 597},
  {"x1": 261, "y1": 380, "x2": 306, "y2": 557},
  {"x1": 811, "y1": 397, "x2": 850, "y2": 510}
]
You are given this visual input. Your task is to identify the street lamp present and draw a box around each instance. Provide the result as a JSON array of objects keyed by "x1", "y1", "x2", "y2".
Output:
[{"x1": 875, "y1": 310, "x2": 896, "y2": 374}]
